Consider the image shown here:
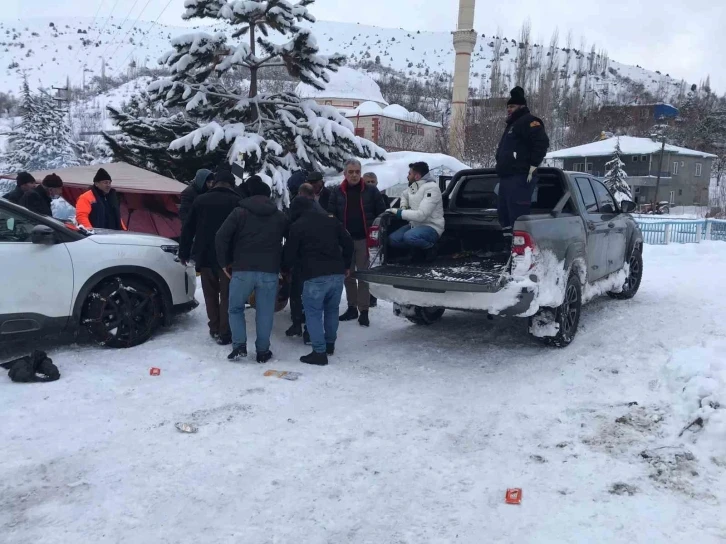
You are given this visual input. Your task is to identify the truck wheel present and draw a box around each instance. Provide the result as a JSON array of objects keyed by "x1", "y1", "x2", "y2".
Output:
[
  {"x1": 82, "y1": 277, "x2": 162, "y2": 348},
  {"x1": 539, "y1": 273, "x2": 582, "y2": 348},
  {"x1": 406, "y1": 306, "x2": 445, "y2": 326},
  {"x1": 608, "y1": 250, "x2": 643, "y2": 300}
]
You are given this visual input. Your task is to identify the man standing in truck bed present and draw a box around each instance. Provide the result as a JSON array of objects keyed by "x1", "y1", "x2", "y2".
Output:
[{"x1": 495, "y1": 86, "x2": 550, "y2": 245}]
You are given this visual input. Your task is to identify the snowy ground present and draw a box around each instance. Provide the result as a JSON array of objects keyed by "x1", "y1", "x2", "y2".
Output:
[{"x1": 1, "y1": 243, "x2": 725, "y2": 543}]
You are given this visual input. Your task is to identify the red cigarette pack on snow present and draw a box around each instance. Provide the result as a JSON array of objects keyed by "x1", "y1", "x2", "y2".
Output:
[
  {"x1": 505, "y1": 488, "x2": 522, "y2": 504},
  {"x1": 149, "y1": 367, "x2": 161, "y2": 376}
]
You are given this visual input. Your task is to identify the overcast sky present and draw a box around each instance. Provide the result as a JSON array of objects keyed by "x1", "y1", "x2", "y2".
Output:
[{"x1": 7, "y1": 0, "x2": 725, "y2": 92}]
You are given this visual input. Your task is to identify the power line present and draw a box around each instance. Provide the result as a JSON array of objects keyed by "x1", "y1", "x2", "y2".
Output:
[
  {"x1": 69, "y1": 0, "x2": 108, "y2": 81},
  {"x1": 88, "y1": 0, "x2": 143, "y2": 77},
  {"x1": 106, "y1": 0, "x2": 158, "y2": 65},
  {"x1": 71, "y1": 0, "x2": 125, "y2": 88},
  {"x1": 118, "y1": 0, "x2": 177, "y2": 73}
]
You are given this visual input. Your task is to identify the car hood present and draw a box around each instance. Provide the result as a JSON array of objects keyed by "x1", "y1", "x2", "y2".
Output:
[{"x1": 87, "y1": 230, "x2": 177, "y2": 246}]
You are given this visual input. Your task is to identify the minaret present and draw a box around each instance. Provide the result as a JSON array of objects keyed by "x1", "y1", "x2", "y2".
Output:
[{"x1": 449, "y1": 0, "x2": 477, "y2": 160}]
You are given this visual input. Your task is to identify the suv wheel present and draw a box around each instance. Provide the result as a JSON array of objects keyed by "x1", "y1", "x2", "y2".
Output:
[
  {"x1": 530, "y1": 273, "x2": 582, "y2": 348},
  {"x1": 82, "y1": 277, "x2": 162, "y2": 348},
  {"x1": 608, "y1": 250, "x2": 643, "y2": 300},
  {"x1": 406, "y1": 306, "x2": 445, "y2": 326}
]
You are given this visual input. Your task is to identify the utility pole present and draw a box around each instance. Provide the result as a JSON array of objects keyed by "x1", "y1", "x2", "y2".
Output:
[
  {"x1": 653, "y1": 138, "x2": 666, "y2": 207},
  {"x1": 52, "y1": 79, "x2": 72, "y2": 126},
  {"x1": 449, "y1": 0, "x2": 477, "y2": 160}
]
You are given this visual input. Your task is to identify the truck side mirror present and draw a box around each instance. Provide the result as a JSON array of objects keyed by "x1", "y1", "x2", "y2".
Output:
[
  {"x1": 620, "y1": 200, "x2": 636, "y2": 213},
  {"x1": 31, "y1": 224, "x2": 56, "y2": 245}
]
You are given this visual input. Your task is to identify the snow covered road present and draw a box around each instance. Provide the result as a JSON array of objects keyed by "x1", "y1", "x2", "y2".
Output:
[{"x1": 1, "y1": 243, "x2": 725, "y2": 544}]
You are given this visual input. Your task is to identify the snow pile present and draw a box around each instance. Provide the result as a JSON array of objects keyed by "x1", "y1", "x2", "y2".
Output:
[
  {"x1": 295, "y1": 66, "x2": 387, "y2": 106},
  {"x1": 547, "y1": 135, "x2": 717, "y2": 160},
  {"x1": 665, "y1": 340, "x2": 726, "y2": 463},
  {"x1": 0, "y1": 178, "x2": 15, "y2": 196},
  {"x1": 346, "y1": 101, "x2": 441, "y2": 128},
  {"x1": 326, "y1": 151, "x2": 469, "y2": 191}
]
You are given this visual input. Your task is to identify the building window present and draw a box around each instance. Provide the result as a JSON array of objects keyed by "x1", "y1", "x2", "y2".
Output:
[
  {"x1": 640, "y1": 108, "x2": 649, "y2": 120},
  {"x1": 324, "y1": 100, "x2": 332, "y2": 106},
  {"x1": 354, "y1": 128, "x2": 365, "y2": 137},
  {"x1": 573, "y1": 163, "x2": 584, "y2": 172},
  {"x1": 632, "y1": 156, "x2": 638, "y2": 163},
  {"x1": 695, "y1": 163, "x2": 702, "y2": 177},
  {"x1": 634, "y1": 187, "x2": 640, "y2": 193},
  {"x1": 394, "y1": 123, "x2": 420, "y2": 135},
  {"x1": 352, "y1": 101, "x2": 359, "y2": 107},
  {"x1": 640, "y1": 155, "x2": 648, "y2": 162},
  {"x1": 417, "y1": 127, "x2": 424, "y2": 136},
  {"x1": 586, "y1": 163, "x2": 593, "y2": 173},
  {"x1": 672, "y1": 161, "x2": 679, "y2": 175},
  {"x1": 669, "y1": 191, "x2": 675, "y2": 205},
  {"x1": 678, "y1": 189, "x2": 683, "y2": 196}
]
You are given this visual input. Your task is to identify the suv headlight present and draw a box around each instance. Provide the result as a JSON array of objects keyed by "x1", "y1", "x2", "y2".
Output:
[{"x1": 161, "y1": 245, "x2": 179, "y2": 255}]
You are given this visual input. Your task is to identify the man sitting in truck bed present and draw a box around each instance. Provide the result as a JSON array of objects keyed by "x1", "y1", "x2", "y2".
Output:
[{"x1": 386, "y1": 162, "x2": 445, "y2": 260}]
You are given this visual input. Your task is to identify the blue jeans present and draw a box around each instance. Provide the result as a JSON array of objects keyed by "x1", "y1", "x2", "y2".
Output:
[
  {"x1": 388, "y1": 224, "x2": 439, "y2": 249},
  {"x1": 302, "y1": 275, "x2": 345, "y2": 353},
  {"x1": 228, "y1": 271, "x2": 278, "y2": 352}
]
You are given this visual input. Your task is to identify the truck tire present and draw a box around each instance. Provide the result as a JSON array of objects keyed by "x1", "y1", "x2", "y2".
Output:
[
  {"x1": 608, "y1": 250, "x2": 643, "y2": 300},
  {"x1": 532, "y1": 273, "x2": 582, "y2": 348},
  {"x1": 406, "y1": 306, "x2": 445, "y2": 326},
  {"x1": 82, "y1": 277, "x2": 162, "y2": 348}
]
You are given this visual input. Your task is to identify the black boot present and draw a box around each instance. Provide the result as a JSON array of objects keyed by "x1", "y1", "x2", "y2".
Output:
[
  {"x1": 285, "y1": 323, "x2": 302, "y2": 337},
  {"x1": 339, "y1": 306, "x2": 359, "y2": 321},
  {"x1": 326, "y1": 343, "x2": 335, "y2": 356},
  {"x1": 216, "y1": 334, "x2": 232, "y2": 346},
  {"x1": 303, "y1": 327, "x2": 311, "y2": 345},
  {"x1": 358, "y1": 310, "x2": 370, "y2": 327},
  {"x1": 227, "y1": 344, "x2": 247, "y2": 361},
  {"x1": 300, "y1": 351, "x2": 329, "y2": 366},
  {"x1": 209, "y1": 330, "x2": 219, "y2": 341},
  {"x1": 256, "y1": 350, "x2": 273, "y2": 364},
  {"x1": 370, "y1": 295, "x2": 378, "y2": 308}
]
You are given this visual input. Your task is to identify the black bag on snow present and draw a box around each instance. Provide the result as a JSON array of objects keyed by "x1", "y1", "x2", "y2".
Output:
[{"x1": 1, "y1": 350, "x2": 60, "y2": 383}]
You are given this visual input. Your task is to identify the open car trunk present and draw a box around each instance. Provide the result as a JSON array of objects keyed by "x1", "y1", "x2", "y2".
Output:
[{"x1": 361, "y1": 169, "x2": 569, "y2": 293}]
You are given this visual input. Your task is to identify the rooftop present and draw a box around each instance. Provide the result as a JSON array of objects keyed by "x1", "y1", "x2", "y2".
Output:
[
  {"x1": 295, "y1": 67, "x2": 388, "y2": 106},
  {"x1": 346, "y1": 101, "x2": 442, "y2": 128},
  {"x1": 546, "y1": 136, "x2": 717, "y2": 160}
]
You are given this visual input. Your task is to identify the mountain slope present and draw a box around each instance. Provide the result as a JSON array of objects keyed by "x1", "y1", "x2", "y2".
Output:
[{"x1": 0, "y1": 16, "x2": 689, "y2": 102}]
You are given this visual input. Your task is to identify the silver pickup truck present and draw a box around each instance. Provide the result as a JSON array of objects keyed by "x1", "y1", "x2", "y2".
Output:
[{"x1": 356, "y1": 167, "x2": 644, "y2": 347}]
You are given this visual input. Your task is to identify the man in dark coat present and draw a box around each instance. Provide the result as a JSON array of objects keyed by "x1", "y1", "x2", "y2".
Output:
[
  {"x1": 328, "y1": 159, "x2": 387, "y2": 327},
  {"x1": 285, "y1": 170, "x2": 331, "y2": 340},
  {"x1": 179, "y1": 169, "x2": 214, "y2": 224},
  {"x1": 495, "y1": 86, "x2": 550, "y2": 242},
  {"x1": 283, "y1": 184, "x2": 353, "y2": 366},
  {"x1": 2, "y1": 172, "x2": 37, "y2": 204},
  {"x1": 180, "y1": 165, "x2": 240, "y2": 345},
  {"x1": 287, "y1": 169, "x2": 307, "y2": 200},
  {"x1": 20, "y1": 174, "x2": 63, "y2": 217},
  {"x1": 215, "y1": 176, "x2": 289, "y2": 363},
  {"x1": 75, "y1": 168, "x2": 126, "y2": 231}
]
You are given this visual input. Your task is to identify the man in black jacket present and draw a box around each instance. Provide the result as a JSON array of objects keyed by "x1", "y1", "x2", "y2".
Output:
[
  {"x1": 495, "y1": 86, "x2": 550, "y2": 243},
  {"x1": 180, "y1": 165, "x2": 240, "y2": 345},
  {"x1": 283, "y1": 184, "x2": 353, "y2": 366},
  {"x1": 307, "y1": 171, "x2": 331, "y2": 210},
  {"x1": 20, "y1": 174, "x2": 64, "y2": 217},
  {"x1": 328, "y1": 159, "x2": 387, "y2": 327},
  {"x1": 2, "y1": 172, "x2": 37, "y2": 204},
  {"x1": 215, "y1": 176, "x2": 288, "y2": 363},
  {"x1": 179, "y1": 169, "x2": 214, "y2": 224}
]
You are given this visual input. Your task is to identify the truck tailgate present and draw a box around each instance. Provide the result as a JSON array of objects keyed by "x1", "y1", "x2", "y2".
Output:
[{"x1": 356, "y1": 255, "x2": 509, "y2": 293}]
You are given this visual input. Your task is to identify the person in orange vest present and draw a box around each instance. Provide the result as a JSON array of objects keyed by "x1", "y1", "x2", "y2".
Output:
[{"x1": 76, "y1": 168, "x2": 127, "y2": 231}]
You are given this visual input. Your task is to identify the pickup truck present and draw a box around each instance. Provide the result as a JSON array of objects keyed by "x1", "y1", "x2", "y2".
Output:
[{"x1": 356, "y1": 167, "x2": 644, "y2": 347}]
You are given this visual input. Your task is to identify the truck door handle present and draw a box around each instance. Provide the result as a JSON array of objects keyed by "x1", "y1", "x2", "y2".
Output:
[
  {"x1": 587, "y1": 221, "x2": 596, "y2": 231},
  {"x1": 608, "y1": 222, "x2": 615, "y2": 228}
]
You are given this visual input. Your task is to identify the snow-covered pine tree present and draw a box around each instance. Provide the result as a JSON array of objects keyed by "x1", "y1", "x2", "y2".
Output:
[
  {"x1": 146, "y1": 0, "x2": 385, "y2": 206},
  {"x1": 3, "y1": 78, "x2": 81, "y2": 171},
  {"x1": 604, "y1": 138, "x2": 631, "y2": 204},
  {"x1": 103, "y1": 94, "x2": 227, "y2": 182}
]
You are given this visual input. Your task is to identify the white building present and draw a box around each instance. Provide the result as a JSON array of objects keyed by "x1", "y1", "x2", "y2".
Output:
[{"x1": 295, "y1": 66, "x2": 388, "y2": 112}]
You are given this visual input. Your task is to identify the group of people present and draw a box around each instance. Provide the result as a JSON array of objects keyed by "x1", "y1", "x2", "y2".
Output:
[{"x1": 1, "y1": 167, "x2": 127, "y2": 231}]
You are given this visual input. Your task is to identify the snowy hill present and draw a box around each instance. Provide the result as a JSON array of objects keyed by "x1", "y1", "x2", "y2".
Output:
[{"x1": 0, "y1": 16, "x2": 692, "y2": 102}]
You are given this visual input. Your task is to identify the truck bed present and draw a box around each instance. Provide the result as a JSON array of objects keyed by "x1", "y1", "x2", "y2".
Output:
[{"x1": 358, "y1": 253, "x2": 509, "y2": 293}]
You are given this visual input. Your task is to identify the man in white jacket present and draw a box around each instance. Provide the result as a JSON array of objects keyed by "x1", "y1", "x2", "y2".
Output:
[{"x1": 386, "y1": 162, "x2": 445, "y2": 253}]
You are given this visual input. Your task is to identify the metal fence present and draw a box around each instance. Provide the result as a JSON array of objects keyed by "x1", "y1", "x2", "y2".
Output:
[{"x1": 634, "y1": 218, "x2": 726, "y2": 245}]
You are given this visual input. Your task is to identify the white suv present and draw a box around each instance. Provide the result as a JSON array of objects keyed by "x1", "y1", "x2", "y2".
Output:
[{"x1": 0, "y1": 199, "x2": 198, "y2": 348}]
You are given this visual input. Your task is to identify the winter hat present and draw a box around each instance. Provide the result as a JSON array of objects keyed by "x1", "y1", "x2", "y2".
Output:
[
  {"x1": 215, "y1": 165, "x2": 236, "y2": 185},
  {"x1": 246, "y1": 175, "x2": 272, "y2": 198},
  {"x1": 507, "y1": 86, "x2": 527, "y2": 106},
  {"x1": 307, "y1": 171, "x2": 323, "y2": 183},
  {"x1": 16, "y1": 172, "x2": 36, "y2": 187},
  {"x1": 42, "y1": 174, "x2": 63, "y2": 188},
  {"x1": 93, "y1": 168, "x2": 112, "y2": 184}
]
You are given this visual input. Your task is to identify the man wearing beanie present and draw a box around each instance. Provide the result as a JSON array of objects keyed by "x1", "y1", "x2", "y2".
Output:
[
  {"x1": 180, "y1": 168, "x2": 215, "y2": 224},
  {"x1": 76, "y1": 168, "x2": 126, "y2": 231},
  {"x1": 2, "y1": 172, "x2": 37, "y2": 204},
  {"x1": 179, "y1": 163, "x2": 240, "y2": 345},
  {"x1": 495, "y1": 86, "x2": 550, "y2": 244},
  {"x1": 215, "y1": 174, "x2": 288, "y2": 363},
  {"x1": 20, "y1": 173, "x2": 64, "y2": 217}
]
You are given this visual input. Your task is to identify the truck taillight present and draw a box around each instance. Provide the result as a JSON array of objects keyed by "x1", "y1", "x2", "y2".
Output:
[
  {"x1": 512, "y1": 231, "x2": 535, "y2": 256},
  {"x1": 367, "y1": 225, "x2": 380, "y2": 248}
]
